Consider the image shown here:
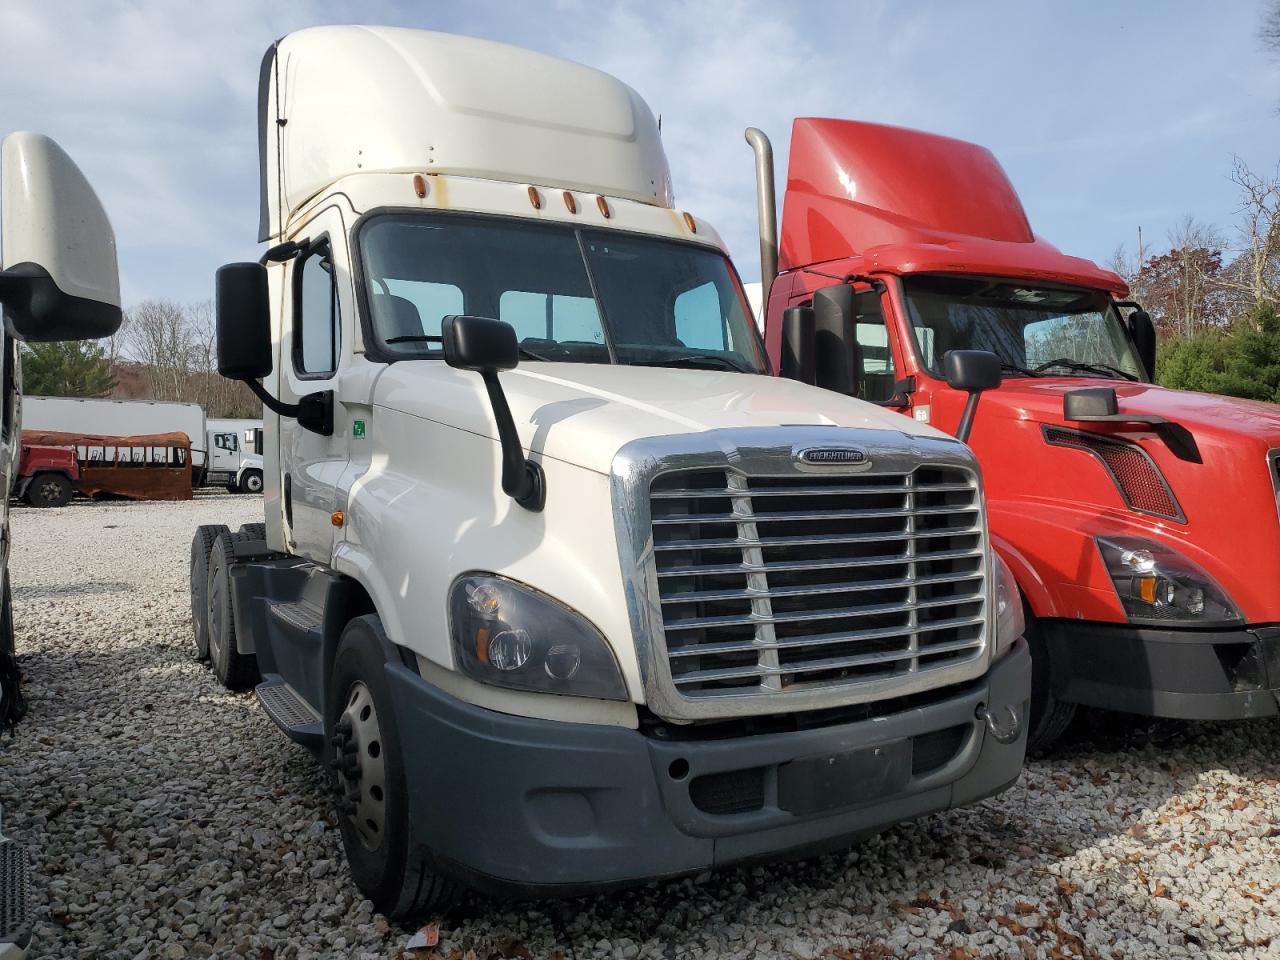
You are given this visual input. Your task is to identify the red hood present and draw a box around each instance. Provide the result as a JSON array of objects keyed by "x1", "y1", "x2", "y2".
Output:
[{"x1": 984, "y1": 377, "x2": 1280, "y2": 444}]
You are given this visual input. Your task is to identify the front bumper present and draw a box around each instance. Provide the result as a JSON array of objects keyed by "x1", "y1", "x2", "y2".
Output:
[
  {"x1": 385, "y1": 639, "x2": 1030, "y2": 897},
  {"x1": 1043, "y1": 621, "x2": 1280, "y2": 720}
]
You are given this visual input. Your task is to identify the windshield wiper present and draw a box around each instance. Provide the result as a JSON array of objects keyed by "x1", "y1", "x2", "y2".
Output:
[
  {"x1": 627, "y1": 354, "x2": 751, "y2": 372},
  {"x1": 999, "y1": 361, "x2": 1041, "y2": 378},
  {"x1": 1033, "y1": 358, "x2": 1138, "y2": 381},
  {"x1": 384, "y1": 334, "x2": 441, "y2": 344}
]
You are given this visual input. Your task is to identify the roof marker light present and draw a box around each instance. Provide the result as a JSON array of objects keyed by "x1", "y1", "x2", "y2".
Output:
[
  {"x1": 527, "y1": 186, "x2": 541, "y2": 210},
  {"x1": 596, "y1": 195, "x2": 611, "y2": 218},
  {"x1": 563, "y1": 191, "x2": 577, "y2": 214},
  {"x1": 412, "y1": 174, "x2": 427, "y2": 199},
  {"x1": 682, "y1": 212, "x2": 697, "y2": 233}
]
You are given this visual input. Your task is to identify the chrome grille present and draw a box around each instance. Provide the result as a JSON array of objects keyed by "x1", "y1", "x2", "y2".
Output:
[{"x1": 649, "y1": 466, "x2": 987, "y2": 701}]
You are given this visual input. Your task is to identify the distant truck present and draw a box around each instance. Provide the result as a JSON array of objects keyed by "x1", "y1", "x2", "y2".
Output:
[
  {"x1": 13, "y1": 441, "x2": 77, "y2": 506},
  {"x1": 0, "y1": 132, "x2": 123, "y2": 960},
  {"x1": 190, "y1": 27, "x2": 1028, "y2": 917},
  {"x1": 748, "y1": 118, "x2": 1280, "y2": 751},
  {"x1": 22, "y1": 397, "x2": 263, "y2": 493}
]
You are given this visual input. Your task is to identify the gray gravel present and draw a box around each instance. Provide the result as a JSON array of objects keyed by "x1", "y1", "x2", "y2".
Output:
[{"x1": 1, "y1": 493, "x2": 1279, "y2": 959}]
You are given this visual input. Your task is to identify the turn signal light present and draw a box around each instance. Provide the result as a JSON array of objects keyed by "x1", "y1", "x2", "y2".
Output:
[
  {"x1": 330, "y1": 511, "x2": 345, "y2": 527},
  {"x1": 412, "y1": 174, "x2": 427, "y2": 199}
]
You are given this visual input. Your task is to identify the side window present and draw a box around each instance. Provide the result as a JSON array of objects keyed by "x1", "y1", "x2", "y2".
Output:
[
  {"x1": 674, "y1": 282, "x2": 727, "y2": 351},
  {"x1": 214, "y1": 433, "x2": 237, "y2": 451},
  {"x1": 852, "y1": 291, "x2": 897, "y2": 403},
  {"x1": 295, "y1": 242, "x2": 340, "y2": 377},
  {"x1": 499, "y1": 291, "x2": 603, "y2": 344},
  {"x1": 378, "y1": 279, "x2": 463, "y2": 342}
]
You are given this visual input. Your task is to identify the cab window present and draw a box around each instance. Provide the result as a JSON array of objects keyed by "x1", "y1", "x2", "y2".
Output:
[
  {"x1": 214, "y1": 432, "x2": 238, "y2": 451},
  {"x1": 852, "y1": 291, "x2": 897, "y2": 403},
  {"x1": 295, "y1": 242, "x2": 340, "y2": 377}
]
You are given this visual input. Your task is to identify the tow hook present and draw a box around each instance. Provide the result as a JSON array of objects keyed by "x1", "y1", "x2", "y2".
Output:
[{"x1": 975, "y1": 703, "x2": 1021, "y2": 745}]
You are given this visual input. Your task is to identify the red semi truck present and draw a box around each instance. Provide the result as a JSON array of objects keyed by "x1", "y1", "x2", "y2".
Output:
[{"x1": 747, "y1": 118, "x2": 1280, "y2": 751}]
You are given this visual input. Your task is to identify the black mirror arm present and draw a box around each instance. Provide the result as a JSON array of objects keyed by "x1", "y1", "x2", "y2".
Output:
[
  {"x1": 243, "y1": 379, "x2": 333, "y2": 437},
  {"x1": 954, "y1": 392, "x2": 982, "y2": 444},
  {"x1": 481, "y1": 370, "x2": 545, "y2": 512}
]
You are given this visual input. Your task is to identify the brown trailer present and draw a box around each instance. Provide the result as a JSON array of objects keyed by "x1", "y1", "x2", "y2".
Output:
[{"x1": 19, "y1": 430, "x2": 193, "y2": 501}]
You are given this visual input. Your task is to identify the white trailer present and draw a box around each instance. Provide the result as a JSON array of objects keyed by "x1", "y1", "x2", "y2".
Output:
[
  {"x1": 0, "y1": 132, "x2": 123, "y2": 960},
  {"x1": 191, "y1": 26, "x2": 1029, "y2": 916}
]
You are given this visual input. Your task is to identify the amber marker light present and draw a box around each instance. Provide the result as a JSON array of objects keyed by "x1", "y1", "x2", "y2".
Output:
[
  {"x1": 563, "y1": 191, "x2": 577, "y2": 214},
  {"x1": 412, "y1": 174, "x2": 427, "y2": 198},
  {"x1": 682, "y1": 211, "x2": 697, "y2": 233},
  {"x1": 330, "y1": 511, "x2": 345, "y2": 527},
  {"x1": 528, "y1": 186, "x2": 542, "y2": 209},
  {"x1": 475, "y1": 627, "x2": 491, "y2": 664},
  {"x1": 596, "y1": 195, "x2": 611, "y2": 218}
]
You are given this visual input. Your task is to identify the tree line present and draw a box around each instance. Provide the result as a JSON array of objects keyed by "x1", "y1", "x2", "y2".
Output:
[{"x1": 22, "y1": 299, "x2": 261, "y2": 418}]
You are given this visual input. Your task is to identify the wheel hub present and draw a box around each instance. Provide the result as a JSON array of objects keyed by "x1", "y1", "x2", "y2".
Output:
[{"x1": 335, "y1": 681, "x2": 387, "y2": 851}]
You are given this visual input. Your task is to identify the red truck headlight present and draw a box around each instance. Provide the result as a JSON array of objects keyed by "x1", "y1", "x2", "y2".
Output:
[{"x1": 1096, "y1": 536, "x2": 1241, "y2": 627}]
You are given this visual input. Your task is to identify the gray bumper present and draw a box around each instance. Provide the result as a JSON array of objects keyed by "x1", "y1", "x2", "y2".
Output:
[{"x1": 385, "y1": 639, "x2": 1030, "y2": 896}]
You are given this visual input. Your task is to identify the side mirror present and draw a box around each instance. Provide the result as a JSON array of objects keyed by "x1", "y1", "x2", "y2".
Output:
[
  {"x1": 215, "y1": 262, "x2": 272, "y2": 380},
  {"x1": 1126, "y1": 307, "x2": 1156, "y2": 381},
  {"x1": 942, "y1": 349, "x2": 1002, "y2": 444},
  {"x1": 779, "y1": 306, "x2": 815, "y2": 384},
  {"x1": 442, "y1": 315, "x2": 544, "y2": 512},
  {"x1": 0, "y1": 133, "x2": 122, "y2": 342},
  {"x1": 215, "y1": 260, "x2": 332, "y2": 436},
  {"x1": 813, "y1": 284, "x2": 860, "y2": 395}
]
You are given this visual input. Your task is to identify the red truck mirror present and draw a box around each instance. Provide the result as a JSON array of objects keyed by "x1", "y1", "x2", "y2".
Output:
[
  {"x1": 813, "y1": 285, "x2": 861, "y2": 396},
  {"x1": 943, "y1": 350, "x2": 1002, "y2": 444},
  {"x1": 779, "y1": 306, "x2": 816, "y2": 384}
]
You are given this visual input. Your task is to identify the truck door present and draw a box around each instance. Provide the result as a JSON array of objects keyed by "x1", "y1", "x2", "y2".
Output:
[
  {"x1": 209, "y1": 431, "x2": 240, "y2": 475},
  {"x1": 279, "y1": 206, "x2": 351, "y2": 561}
]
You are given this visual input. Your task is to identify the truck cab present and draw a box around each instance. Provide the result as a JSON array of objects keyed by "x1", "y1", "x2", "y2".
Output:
[
  {"x1": 0, "y1": 132, "x2": 123, "y2": 960},
  {"x1": 755, "y1": 117, "x2": 1280, "y2": 751},
  {"x1": 191, "y1": 28, "x2": 1029, "y2": 915},
  {"x1": 205, "y1": 419, "x2": 264, "y2": 493}
]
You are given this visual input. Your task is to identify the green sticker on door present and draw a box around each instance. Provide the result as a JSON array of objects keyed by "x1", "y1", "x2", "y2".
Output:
[{"x1": 352, "y1": 419, "x2": 366, "y2": 438}]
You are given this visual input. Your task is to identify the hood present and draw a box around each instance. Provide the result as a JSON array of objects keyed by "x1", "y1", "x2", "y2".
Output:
[
  {"x1": 375, "y1": 362, "x2": 952, "y2": 474},
  {"x1": 983, "y1": 377, "x2": 1280, "y2": 443}
]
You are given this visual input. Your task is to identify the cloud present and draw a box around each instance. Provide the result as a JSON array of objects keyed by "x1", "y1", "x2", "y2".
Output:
[{"x1": 0, "y1": 1, "x2": 1275, "y2": 303}]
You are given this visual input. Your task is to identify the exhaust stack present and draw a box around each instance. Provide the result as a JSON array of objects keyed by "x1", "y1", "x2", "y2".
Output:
[{"x1": 744, "y1": 127, "x2": 778, "y2": 301}]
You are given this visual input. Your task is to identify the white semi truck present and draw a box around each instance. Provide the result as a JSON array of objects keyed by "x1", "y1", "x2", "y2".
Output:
[
  {"x1": 190, "y1": 26, "x2": 1030, "y2": 915},
  {"x1": 0, "y1": 133, "x2": 123, "y2": 960},
  {"x1": 22, "y1": 397, "x2": 264, "y2": 493}
]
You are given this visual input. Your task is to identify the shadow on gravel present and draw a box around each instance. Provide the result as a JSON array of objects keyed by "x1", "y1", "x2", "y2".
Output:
[{"x1": 13, "y1": 580, "x2": 132, "y2": 599}]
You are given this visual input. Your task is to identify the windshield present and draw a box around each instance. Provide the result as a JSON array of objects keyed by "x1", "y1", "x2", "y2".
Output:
[
  {"x1": 358, "y1": 213, "x2": 767, "y2": 373},
  {"x1": 901, "y1": 275, "x2": 1143, "y2": 380}
]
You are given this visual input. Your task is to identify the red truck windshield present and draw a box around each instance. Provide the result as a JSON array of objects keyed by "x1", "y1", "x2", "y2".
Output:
[{"x1": 901, "y1": 275, "x2": 1143, "y2": 381}]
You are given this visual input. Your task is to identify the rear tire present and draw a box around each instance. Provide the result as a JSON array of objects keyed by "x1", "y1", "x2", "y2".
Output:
[
  {"x1": 240, "y1": 470, "x2": 264, "y2": 495},
  {"x1": 206, "y1": 533, "x2": 259, "y2": 690},
  {"x1": 238, "y1": 522, "x2": 267, "y2": 542},
  {"x1": 0, "y1": 571, "x2": 26, "y2": 728},
  {"x1": 25, "y1": 473, "x2": 71, "y2": 508},
  {"x1": 327, "y1": 615, "x2": 460, "y2": 918},
  {"x1": 190, "y1": 524, "x2": 230, "y2": 660},
  {"x1": 1026, "y1": 612, "x2": 1076, "y2": 754}
]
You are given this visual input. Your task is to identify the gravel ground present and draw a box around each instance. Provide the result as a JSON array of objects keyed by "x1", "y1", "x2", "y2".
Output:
[{"x1": 1, "y1": 493, "x2": 1279, "y2": 959}]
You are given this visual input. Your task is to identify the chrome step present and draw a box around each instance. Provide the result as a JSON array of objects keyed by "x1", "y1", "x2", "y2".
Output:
[{"x1": 255, "y1": 675, "x2": 323, "y2": 749}]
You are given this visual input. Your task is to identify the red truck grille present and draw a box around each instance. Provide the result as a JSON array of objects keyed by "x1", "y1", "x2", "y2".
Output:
[{"x1": 649, "y1": 466, "x2": 988, "y2": 701}]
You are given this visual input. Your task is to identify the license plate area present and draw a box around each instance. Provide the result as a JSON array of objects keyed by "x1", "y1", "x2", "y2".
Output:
[{"x1": 777, "y1": 739, "x2": 912, "y2": 816}]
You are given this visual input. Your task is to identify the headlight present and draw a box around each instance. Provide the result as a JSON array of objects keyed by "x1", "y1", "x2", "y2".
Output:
[
  {"x1": 993, "y1": 551, "x2": 1025, "y2": 658},
  {"x1": 1096, "y1": 536, "x2": 1241, "y2": 626},
  {"x1": 448, "y1": 574, "x2": 628, "y2": 700}
]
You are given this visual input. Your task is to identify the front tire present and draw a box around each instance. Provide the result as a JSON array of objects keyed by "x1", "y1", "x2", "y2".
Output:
[
  {"x1": 240, "y1": 470, "x2": 264, "y2": 495},
  {"x1": 1026, "y1": 611, "x2": 1076, "y2": 754},
  {"x1": 206, "y1": 533, "x2": 259, "y2": 690},
  {"x1": 25, "y1": 473, "x2": 71, "y2": 508},
  {"x1": 190, "y1": 524, "x2": 230, "y2": 660},
  {"x1": 327, "y1": 615, "x2": 459, "y2": 918}
]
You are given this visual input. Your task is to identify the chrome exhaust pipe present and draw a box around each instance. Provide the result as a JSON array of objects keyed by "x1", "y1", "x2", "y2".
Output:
[{"x1": 744, "y1": 127, "x2": 778, "y2": 301}]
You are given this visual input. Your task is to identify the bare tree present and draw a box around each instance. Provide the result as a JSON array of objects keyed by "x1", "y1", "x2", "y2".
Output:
[
  {"x1": 1264, "y1": 0, "x2": 1280, "y2": 58},
  {"x1": 1218, "y1": 157, "x2": 1280, "y2": 313},
  {"x1": 125, "y1": 299, "x2": 199, "y2": 402}
]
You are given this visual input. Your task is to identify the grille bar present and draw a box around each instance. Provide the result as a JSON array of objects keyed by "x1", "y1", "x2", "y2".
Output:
[
  {"x1": 652, "y1": 504, "x2": 979, "y2": 525},
  {"x1": 672, "y1": 636, "x2": 986, "y2": 686},
  {"x1": 654, "y1": 526, "x2": 982, "y2": 552},
  {"x1": 666, "y1": 613, "x2": 988, "y2": 659},
  {"x1": 649, "y1": 463, "x2": 988, "y2": 701}
]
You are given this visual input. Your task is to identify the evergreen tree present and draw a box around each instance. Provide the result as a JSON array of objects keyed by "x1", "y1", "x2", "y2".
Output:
[
  {"x1": 21, "y1": 340, "x2": 116, "y2": 397},
  {"x1": 1158, "y1": 305, "x2": 1280, "y2": 402}
]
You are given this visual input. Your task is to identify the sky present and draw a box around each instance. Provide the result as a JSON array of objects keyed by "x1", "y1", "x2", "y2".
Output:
[{"x1": 0, "y1": 0, "x2": 1276, "y2": 306}]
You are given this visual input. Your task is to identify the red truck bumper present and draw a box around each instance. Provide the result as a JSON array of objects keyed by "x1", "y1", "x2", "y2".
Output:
[{"x1": 1042, "y1": 621, "x2": 1280, "y2": 720}]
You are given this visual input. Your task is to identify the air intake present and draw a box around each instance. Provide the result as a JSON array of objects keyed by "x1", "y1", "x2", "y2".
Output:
[{"x1": 1043, "y1": 426, "x2": 1184, "y2": 521}]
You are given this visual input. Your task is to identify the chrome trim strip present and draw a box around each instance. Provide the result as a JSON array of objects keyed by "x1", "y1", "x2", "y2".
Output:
[{"x1": 610, "y1": 426, "x2": 993, "y2": 722}]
